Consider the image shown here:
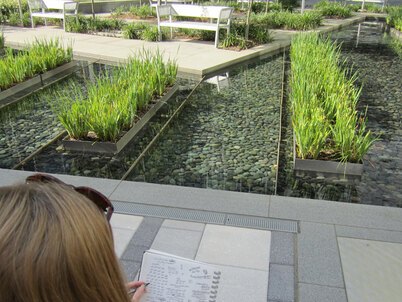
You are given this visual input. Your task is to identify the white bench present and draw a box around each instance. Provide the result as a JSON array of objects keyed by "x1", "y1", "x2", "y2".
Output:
[
  {"x1": 28, "y1": 0, "x2": 79, "y2": 30},
  {"x1": 156, "y1": 4, "x2": 233, "y2": 48},
  {"x1": 350, "y1": 0, "x2": 386, "y2": 12},
  {"x1": 149, "y1": 0, "x2": 193, "y2": 8}
]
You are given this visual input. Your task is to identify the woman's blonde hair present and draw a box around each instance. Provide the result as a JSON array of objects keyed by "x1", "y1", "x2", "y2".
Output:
[{"x1": 0, "y1": 182, "x2": 130, "y2": 302}]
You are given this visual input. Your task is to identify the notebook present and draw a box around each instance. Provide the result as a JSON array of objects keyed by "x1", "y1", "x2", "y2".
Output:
[{"x1": 138, "y1": 249, "x2": 222, "y2": 302}]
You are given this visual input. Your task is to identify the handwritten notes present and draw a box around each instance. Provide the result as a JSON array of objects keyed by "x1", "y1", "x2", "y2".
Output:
[{"x1": 139, "y1": 250, "x2": 222, "y2": 302}]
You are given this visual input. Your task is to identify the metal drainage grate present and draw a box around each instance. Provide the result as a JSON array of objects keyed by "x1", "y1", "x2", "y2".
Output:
[
  {"x1": 113, "y1": 201, "x2": 226, "y2": 224},
  {"x1": 226, "y1": 214, "x2": 298, "y2": 233},
  {"x1": 113, "y1": 201, "x2": 298, "y2": 233}
]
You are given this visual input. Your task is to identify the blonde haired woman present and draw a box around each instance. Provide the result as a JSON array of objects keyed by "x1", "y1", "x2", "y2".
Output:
[{"x1": 0, "y1": 174, "x2": 145, "y2": 302}]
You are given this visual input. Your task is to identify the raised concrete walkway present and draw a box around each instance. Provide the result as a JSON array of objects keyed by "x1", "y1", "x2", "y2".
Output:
[
  {"x1": 1, "y1": 168, "x2": 402, "y2": 302},
  {"x1": 3, "y1": 14, "x2": 364, "y2": 77}
]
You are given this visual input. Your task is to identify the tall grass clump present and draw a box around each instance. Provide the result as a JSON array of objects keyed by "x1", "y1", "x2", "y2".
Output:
[
  {"x1": 386, "y1": 6, "x2": 402, "y2": 31},
  {"x1": 314, "y1": 0, "x2": 353, "y2": 18},
  {"x1": 289, "y1": 33, "x2": 375, "y2": 163},
  {"x1": 0, "y1": 31, "x2": 4, "y2": 49},
  {"x1": 57, "y1": 50, "x2": 177, "y2": 142},
  {"x1": 0, "y1": 39, "x2": 72, "y2": 90},
  {"x1": 254, "y1": 11, "x2": 322, "y2": 30}
]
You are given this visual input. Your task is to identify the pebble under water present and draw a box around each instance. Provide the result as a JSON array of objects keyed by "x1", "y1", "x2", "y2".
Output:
[{"x1": 2, "y1": 20, "x2": 401, "y2": 207}]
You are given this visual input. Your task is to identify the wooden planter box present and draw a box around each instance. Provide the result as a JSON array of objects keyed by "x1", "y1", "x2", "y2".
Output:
[
  {"x1": 0, "y1": 61, "x2": 77, "y2": 107},
  {"x1": 293, "y1": 135, "x2": 363, "y2": 180},
  {"x1": 61, "y1": 83, "x2": 179, "y2": 154}
]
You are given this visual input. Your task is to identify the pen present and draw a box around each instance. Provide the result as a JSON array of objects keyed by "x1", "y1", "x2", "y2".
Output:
[{"x1": 128, "y1": 283, "x2": 150, "y2": 295}]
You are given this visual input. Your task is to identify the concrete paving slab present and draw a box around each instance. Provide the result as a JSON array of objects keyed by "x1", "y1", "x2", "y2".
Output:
[
  {"x1": 111, "y1": 181, "x2": 270, "y2": 216},
  {"x1": 123, "y1": 217, "x2": 163, "y2": 250},
  {"x1": 111, "y1": 214, "x2": 143, "y2": 258},
  {"x1": 335, "y1": 225, "x2": 402, "y2": 244},
  {"x1": 196, "y1": 225, "x2": 271, "y2": 270},
  {"x1": 119, "y1": 259, "x2": 141, "y2": 281},
  {"x1": 110, "y1": 213, "x2": 143, "y2": 231},
  {"x1": 150, "y1": 227, "x2": 203, "y2": 259},
  {"x1": 0, "y1": 169, "x2": 121, "y2": 197},
  {"x1": 270, "y1": 196, "x2": 402, "y2": 231},
  {"x1": 298, "y1": 283, "x2": 347, "y2": 302},
  {"x1": 298, "y1": 222, "x2": 344, "y2": 287},
  {"x1": 113, "y1": 227, "x2": 136, "y2": 258},
  {"x1": 270, "y1": 231, "x2": 295, "y2": 266},
  {"x1": 213, "y1": 265, "x2": 268, "y2": 302},
  {"x1": 338, "y1": 237, "x2": 402, "y2": 302},
  {"x1": 0, "y1": 168, "x2": 31, "y2": 186},
  {"x1": 162, "y1": 219, "x2": 205, "y2": 232},
  {"x1": 49, "y1": 173, "x2": 121, "y2": 197},
  {"x1": 267, "y1": 264, "x2": 294, "y2": 302}
]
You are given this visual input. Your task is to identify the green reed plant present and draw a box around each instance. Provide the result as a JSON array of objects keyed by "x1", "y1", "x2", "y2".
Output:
[
  {"x1": 57, "y1": 50, "x2": 177, "y2": 142},
  {"x1": 0, "y1": 0, "x2": 29, "y2": 23},
  {"x1": 253, "y1": 11, "x2": 322, "y2": 30},
  {"x1": 0, "y1": 39, "x2": 72, "y2": 90},
  {"x1": 314, "y1": 0, "x2": 352, "y2": 18},
  {"x1": 386, "y1": 6, "x2": 402, "y2": 31},
  {"x1": 123, "y1": 22, "x2": 149, "y2": 39},
  {"x1": 0, "y1": 31, "x2": 4, "y2": 49},
  {"x1": 290, "y1": 33, "x2": 375, "y2": 163},
  {"x1": 129, "y1": 5, "x2": 155, "y2": 18},
  {"x1": 390, "y1": 36, "x2": 402, "y2": 58}
]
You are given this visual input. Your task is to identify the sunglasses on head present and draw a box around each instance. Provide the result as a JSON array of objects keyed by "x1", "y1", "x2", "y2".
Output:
[{"x1": 26, "y1": 173, "x2": 114, "y2": 221}]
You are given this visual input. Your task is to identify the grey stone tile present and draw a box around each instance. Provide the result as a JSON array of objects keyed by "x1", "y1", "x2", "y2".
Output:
[
  {"x1": 110, "y1": 214, "x2": 143, "y2": 231},
  {"x1": 214, "y1": 265, "x2": 269, "y2": 302},
  {"x1": 49, "y1": 173, "x2": 121, "y2": 198},
  {"x1": 119, "y1": 259, "x2": 141, "y2": 281},
  {"x1": 267, "y1": 264, "x2": 294, "y2": 302},
  {"x1": 270, "y1": 196, "x2": 402, "y2": 231},
  {"x1": 130, "y1": 217, "x2": 164, "y2": 247},
  {"x1": 298, "y1": 222, "x2": 344, "y2": 287},
  {"x1": 335, "y1": 225, "x2": 402, "y2": 243},
  {"x1": 121, "y1": 244, "x2": 148, "y2": 262},
  {"x1": 162, "y1": 219, "x2": 205, "y2": 232},
  {"x1": 196, "y1": 225, "x2": 271, "y2": 270},
  {"x1": 150, "y1": 228, "x2": 203, "y2": 259},
  {"x1": 0, "y1": 169, "x2": 28, "y2": 186},
  {"x1": 0, "y1": 169, "x2": 120, "y2": 197},
  {"x1": 120, "y1": 217, "x2": 163, "y2": 261},
  {"x1": 113, "y1": 227, "x2": 136, "y2": 258},
  {"x1": 270, "y1": 232, "x2": 295, "y2": 265},
  {"x1": 338, "y1": 237, "x2": 402, "y2": 302},
  {"x1": 298, "y1": 283, "x2": 347, "y2": 302},
  {"x1": 111, "y1": 180, "x2": 270, "y2": 216}
]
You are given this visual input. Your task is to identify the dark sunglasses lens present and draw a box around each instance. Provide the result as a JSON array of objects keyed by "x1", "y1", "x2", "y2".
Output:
[
  {"x1": 26, "y1": 174, "x2": 113, "y2": 221},
  {"x1": 75, "y1": 187, "x2": 114, "y2": 216}
]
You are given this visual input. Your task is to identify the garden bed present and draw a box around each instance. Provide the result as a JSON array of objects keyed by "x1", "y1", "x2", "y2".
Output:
[
  {"x1": 61, "y1": 83, "x2": 179, "y2": 154},
  {"x1": 0, "y1": 61, "x2": 77, "y2": 107},
  {"x1": 292, "y1": 136, "x2": 363, "y2": 179}
]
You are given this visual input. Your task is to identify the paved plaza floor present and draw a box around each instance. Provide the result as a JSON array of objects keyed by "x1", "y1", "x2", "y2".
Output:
[
  {"x1": 1, "y1": 169, "x2": 402, "y2": 302},
  {"x1": 2, "y1": 13, "x2": 401, "y2": 301}
]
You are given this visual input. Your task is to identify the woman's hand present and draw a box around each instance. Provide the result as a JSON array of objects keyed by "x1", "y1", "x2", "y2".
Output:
[{"x1": 127, "y1": 281, "x2": 147, "y2": 302}]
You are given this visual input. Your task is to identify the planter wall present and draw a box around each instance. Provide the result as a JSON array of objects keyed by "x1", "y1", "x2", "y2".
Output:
[
  {"x1": 292, "y1": 135, "x2": 363, "y2": 180},
  {"x1": 62, "y1": 83, "x2": 179, "y2": 154}
]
